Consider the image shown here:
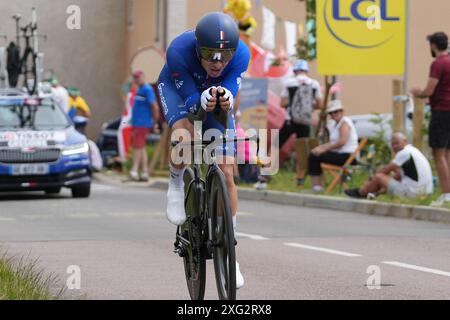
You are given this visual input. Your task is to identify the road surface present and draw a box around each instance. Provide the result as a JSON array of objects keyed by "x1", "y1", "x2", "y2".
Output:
[{"x1": 1, "y1": 182, "x2": 450, "y2": 300}]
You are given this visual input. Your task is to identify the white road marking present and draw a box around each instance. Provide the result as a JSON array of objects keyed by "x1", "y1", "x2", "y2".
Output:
[
  {"x1": 64, "y1": 213, "x2": 101, "y2": 219},
  {"x1": 382, "y1": 261, "x2": 450, "y2": 278},
  {"x1": 236, "y1": 211, "x2": 255, "y2": 216},
  {"x1": 92, "y1": 184, "x2": 116, "y2": 191},
  {"x1": 284, "y1": 242, "x2": 362, "y2": 257},
  {"x1": 0, "y1": 216, "x2": 16, "y2": 222},
  {"x1": 22, "y1": 214, "x2": 55, "y2": 220},
  {"x1": 235, "y1": 232, "x2": 269, "y2": 241}
]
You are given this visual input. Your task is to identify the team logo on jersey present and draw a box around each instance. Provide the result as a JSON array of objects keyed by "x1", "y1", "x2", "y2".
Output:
[{"x1": 175, "y1": 79, "x2": 184, "y2": 89}]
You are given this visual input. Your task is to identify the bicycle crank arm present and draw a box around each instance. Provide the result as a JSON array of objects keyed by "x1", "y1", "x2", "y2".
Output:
[{"x1": 176, "y1": 234, "x2": 191, "y2": 248}]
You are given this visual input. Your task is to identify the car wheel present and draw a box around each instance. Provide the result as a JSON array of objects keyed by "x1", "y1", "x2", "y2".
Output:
[
  {"x1": 45, "y1": 187, "x2": 62, "y2": 195},
  {"x1": 71, "y1": 183, "x2": 91, "y2": 198}
]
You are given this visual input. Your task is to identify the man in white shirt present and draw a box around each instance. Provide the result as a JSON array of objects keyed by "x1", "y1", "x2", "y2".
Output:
[
  {"x1": 345, "y1": 132, "x2": 433, "y2": 199},
  {"x1": 50, "y1": 77, "x2": 69, "y2": 113}
]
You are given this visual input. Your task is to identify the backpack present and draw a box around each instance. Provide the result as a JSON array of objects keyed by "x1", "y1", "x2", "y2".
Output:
[{"x1": 288, "y1": 80, "x2": 316, "y2": 126}]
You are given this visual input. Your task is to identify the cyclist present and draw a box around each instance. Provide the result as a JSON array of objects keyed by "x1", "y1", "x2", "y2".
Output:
[{"x1": 158, "y1": 12, "x2": 250, "y2": 289}]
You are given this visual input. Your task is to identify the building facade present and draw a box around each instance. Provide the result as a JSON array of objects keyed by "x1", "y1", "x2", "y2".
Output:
[
  {"x1": 1, "y1": 0, "x2": 449, "y2": 137},
  {"x1": 0, "y1": 0, "x2": 126, "y2": 138}
]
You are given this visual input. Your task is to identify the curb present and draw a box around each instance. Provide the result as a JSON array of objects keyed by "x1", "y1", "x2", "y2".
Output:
[{"x1": 93, "y1": 172, "x2": 450, "y2": 224}]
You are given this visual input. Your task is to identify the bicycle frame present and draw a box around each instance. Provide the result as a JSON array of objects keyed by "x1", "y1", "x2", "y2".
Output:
[{"x1": 174, "y1": 135, "x2": 259, "y2": 256}]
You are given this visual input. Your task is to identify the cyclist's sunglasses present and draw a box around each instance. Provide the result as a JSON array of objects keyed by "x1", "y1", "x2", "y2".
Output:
[{"x1": 199, "y1": 47, "x2": 236, "y2": 64}]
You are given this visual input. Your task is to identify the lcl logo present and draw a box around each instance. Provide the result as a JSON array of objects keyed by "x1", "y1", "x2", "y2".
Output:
[
  {"x1": 324, "y1": 0, "x2": 402, "y2": 49},
  {"x1": 333, "y1": 0, "x2": 399, "y2": 22}
]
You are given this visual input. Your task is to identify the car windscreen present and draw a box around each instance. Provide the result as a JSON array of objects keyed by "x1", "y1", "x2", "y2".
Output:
[{"x1": 0, "y1": 99, "x2": 70, "y2": 130}]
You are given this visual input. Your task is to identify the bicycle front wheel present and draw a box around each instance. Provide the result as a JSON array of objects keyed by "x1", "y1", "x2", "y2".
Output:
[
  {"x1": 181, "y1": 167, "x2": 206, "y2": 300},
  {"x1": 22, "y1": 49, "x2": 37, "y2": 95},
  {"x1": 209, "y1": 169, "x2": 236, "y2": 300}
]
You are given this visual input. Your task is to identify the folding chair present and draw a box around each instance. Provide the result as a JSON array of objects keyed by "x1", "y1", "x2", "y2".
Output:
[{"x1": 321, "y1": 138, "x2": 369, "y2": 194}]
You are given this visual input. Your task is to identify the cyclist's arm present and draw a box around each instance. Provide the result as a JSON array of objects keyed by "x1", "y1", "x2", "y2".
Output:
[
  {"x1": 218, "y1": 43, "x2": 251, "y2": 109},
  {"x1": 167, "y1": 46, "x2": 201, "y2": 113}
]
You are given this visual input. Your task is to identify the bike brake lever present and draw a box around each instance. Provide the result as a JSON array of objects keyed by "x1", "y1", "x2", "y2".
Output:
[{"x1": 214, "y1": 89, "x2": 225, "y2": 113}]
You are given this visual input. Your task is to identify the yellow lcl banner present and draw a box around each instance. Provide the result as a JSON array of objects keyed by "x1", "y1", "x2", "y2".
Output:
[{"x1": 317, "y1": 0, "x2": 406, "y2": 75}]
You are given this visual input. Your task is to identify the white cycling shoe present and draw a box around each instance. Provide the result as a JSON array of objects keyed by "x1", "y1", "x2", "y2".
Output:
[
  {"x1": 236, "y1": 261, "x2": 245, "y2": 289},
  {"x1": 166, "y1": 183, "x2": 186, "y2": 226}
]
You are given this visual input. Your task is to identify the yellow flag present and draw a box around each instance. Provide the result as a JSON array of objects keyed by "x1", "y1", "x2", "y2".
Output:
[{"x1": 317, "y1": 0, "x2": 406, "y2": 75}]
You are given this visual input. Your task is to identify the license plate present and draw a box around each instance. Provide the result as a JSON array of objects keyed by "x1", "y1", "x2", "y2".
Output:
[{"x1": 12, "y1": 164, "x2": 49, "y2": 176}]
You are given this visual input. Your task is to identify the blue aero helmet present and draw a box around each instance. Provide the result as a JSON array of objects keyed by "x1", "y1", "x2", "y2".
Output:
[{"x1": 195, "y1": 12, "x2": 240, "y2": 64}]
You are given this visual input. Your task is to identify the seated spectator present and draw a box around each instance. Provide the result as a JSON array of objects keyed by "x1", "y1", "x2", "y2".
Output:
[
  {"x1": 308, "y1": 100, "x2": 359, "y2": 193},
  {"x1": 345, "y1": 132, "x2": 434, "y2": 199}
]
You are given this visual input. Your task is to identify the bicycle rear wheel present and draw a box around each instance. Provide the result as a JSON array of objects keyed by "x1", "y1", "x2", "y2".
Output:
[
  {"x1": 181, "y1": 167, "x2": 206, "y2": 300},
  {"x1": 209, "y1": 169, "x2": 236, "y2": 300},
  {"x1": 22, "y1": 48, "x2": 37, "y2": 95}
]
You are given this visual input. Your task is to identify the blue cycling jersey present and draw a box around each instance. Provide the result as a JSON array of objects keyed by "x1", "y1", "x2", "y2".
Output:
[{"x1": 158, "y1": 30, "x2": 250, "y2": 126}]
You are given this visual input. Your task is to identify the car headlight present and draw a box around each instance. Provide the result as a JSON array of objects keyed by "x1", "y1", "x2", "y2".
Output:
[{"x1": 62, "y1": 142, "x2": 89, "y2": 156}]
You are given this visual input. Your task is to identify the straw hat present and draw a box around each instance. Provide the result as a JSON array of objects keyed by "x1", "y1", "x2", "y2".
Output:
[{"x1": 326, "y1": 100, "x2": 344, "y2": 114}]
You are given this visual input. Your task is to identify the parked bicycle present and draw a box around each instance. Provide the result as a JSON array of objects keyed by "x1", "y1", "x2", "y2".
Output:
[{"x1": 7, "y1": 8, "x2": 45, "y2": 95}]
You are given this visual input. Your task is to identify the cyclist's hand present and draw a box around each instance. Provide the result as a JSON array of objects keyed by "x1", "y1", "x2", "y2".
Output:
[
  {"x1": 201, "y1": 86, "x2": 217, "y2": 112},
  {"x1": 217, "y1": 87, "x2": 234, "y2": 113}
]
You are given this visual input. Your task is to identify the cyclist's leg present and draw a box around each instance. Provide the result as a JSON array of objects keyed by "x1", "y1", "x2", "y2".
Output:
[{"x1": 158, "y1": 72, "x2": 193, "y2": 225}]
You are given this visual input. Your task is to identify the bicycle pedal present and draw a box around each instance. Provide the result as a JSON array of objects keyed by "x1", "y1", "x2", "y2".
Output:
[{"x1": 173, "y1": 246, "x2": 186, "y2": 258}]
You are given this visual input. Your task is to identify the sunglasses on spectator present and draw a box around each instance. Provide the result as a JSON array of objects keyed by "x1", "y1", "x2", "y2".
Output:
[{"x1": 329, "y1": 110, "x2": 342, "y2": 115}]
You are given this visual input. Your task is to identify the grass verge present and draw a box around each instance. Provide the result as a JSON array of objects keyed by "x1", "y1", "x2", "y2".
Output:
[
  {"x1": 238, "y1": 167, "x2": 450, "y2": 210},
  {"x1": 0, "y1": 253, "x2": 63, "y2": 300}
]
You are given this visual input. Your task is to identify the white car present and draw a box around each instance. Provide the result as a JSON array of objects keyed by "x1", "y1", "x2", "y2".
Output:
[{"x1": 350, "y1": 107, "x2": 417, "y2": 143}]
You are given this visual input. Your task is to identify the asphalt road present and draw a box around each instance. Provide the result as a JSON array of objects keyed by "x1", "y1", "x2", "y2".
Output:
[{"x1": 1, "y1": 182, "x2": 450, "y2": 300}]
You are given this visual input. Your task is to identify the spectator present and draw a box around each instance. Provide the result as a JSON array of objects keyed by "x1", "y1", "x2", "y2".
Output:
[
  {"x1": 345, "y1": 133, "x2": 433, "y2": 199},
  {"x1": 254, "y1": 59, "x2": 322, "y2": 189},
  {"x1": 130, "y1": 70, "x2": 160, "y2": 182},
  {"x1": 68, "y1": 87, "x2": 91, "y2": 119},
  {"x1": 234, "y1": 110, "x2": 259, "y2": 184},
  {"x1": 411, "y1": 32, "x2": 450, "y2": 206},
  {"x1": 308, "y1": 100, "x2": 358, "y2": 193},
  {"x1": 49, "y1": 77, "x2": 69, "y2": 113},
  {"x1": 223, "y1": 0, "x2": 257, "y2": 37}
]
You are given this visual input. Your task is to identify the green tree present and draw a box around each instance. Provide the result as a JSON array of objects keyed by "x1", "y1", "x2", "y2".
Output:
[{"x1": 296, "y1": 0, "x2": 316, "y2": 61}]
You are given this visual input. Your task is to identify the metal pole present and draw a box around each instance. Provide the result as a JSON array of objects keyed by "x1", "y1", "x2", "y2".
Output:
[
  {"x1": 403, "y1": 0, "x2": 410, "y2": 134},
  {"x1": 163, "y1": 0, "x2": 168, "y2": 51},
  {"x1": 155, "y1": 0, "x2": 160, "y2": 44}
]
